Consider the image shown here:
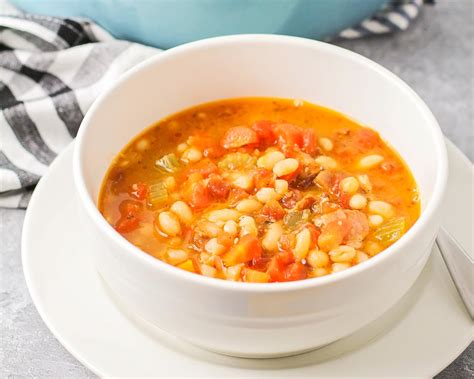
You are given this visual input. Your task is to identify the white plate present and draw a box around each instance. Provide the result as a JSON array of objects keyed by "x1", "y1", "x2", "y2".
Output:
[{"x1": 22, "y1": 140, "x2": 473, "y2": 378}]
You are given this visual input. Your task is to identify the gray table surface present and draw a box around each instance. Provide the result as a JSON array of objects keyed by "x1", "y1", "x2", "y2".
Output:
[{"x1": 1, "y1": 1, "x2": 473, "y2": 378}]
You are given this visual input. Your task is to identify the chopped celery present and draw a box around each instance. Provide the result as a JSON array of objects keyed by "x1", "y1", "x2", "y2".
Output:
[
  {"x1": 155, "y1": 153, "x2": 180, "y2": 173},
  {"x1": 218, "y1": 152, "x2": 256, "y2": 171},
  {"x1": 283, "y1": 209, "x2": 311, "y2": 229},
  {"x1": 147, "y1": 181, "x2": 168, "y2": 208},
  {"x1": 373, "y1": 217, "x2": 406, "y2": 244}
]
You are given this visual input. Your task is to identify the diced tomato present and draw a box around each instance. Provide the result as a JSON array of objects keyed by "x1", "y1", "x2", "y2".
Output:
[
  {"x1": 280, "y1": 190, "x2": 302, "y2": 209},
  {"x1": 267, "y1": 251, "x2": 295, "y2": 282},
  {"x1": 252, "y1": 168, "x2": 274, "y2": 189},
  {"x1": 302, "y1": 129, "x2": 317, "y2": 155},
  {"x1": 115, "y1": 200, "x2": 142, "y2": 233},
  {"x1": 354, "y1": 128, "x2": 380, "y2": 149},
  {"x1": 250, "y1": 255, "x2": 271, "y2": 270},
  {"x1": 277, "y1": 250, "x2": 295, "y2": 265},
  {"x1": 227, "y1": 188, "x2": 249, "y2": 206},
  {"x1": 222, "y1": 235, "x2": 262, "y2": 266},
  {"x1": 207, "y1": 175, "x2": 230, "y2": 200},
  {"x1": 203, "y1": 145, "x2": 225, "y2": 159},
  {"x1": 188, "y1": 135, "x2": 226, "y2": 159},
  {"x1": 284, "y1": 262, "x2": 308, "y2": 281},
  {"x1": 305, "y1": 223, "x2": 321, "y2": 249},
  {"x1": 187, "y1": 135, "x2": 216, "y2": 149},
  {"x1": 279, "y1": 234, "x2": 295, "y2": 251},
  {"x1": 184, "y1": 181, "x2": 211, "y2": 209},
  {"x1": 274, "y1": 123, "x2": 304, "y2": 150},
  {"x1": 128, "y1": 182, "x2": 148, "y2": 201},
  {"x1": 221, "y1": 126, "x2": 259, "y2": 149},
  {"x1": 251, "y1": 120, "x2": 276, "y2": 146},
  {"x1": 217, "y1": 232, "x2": 234, "y2": 248},
  {"x1": 187, "y1": 159, "x2": 218, "y2": 178},
  {"x1": 261, "y1": 200, "x2": 285, "y2": 221},
  {"x1": 317, "y1": 220, "x2": 347, "y2": 251},
  {"x1": 321, "y1": 201, "x2": 341, "y2": 214},
  {"x1": 338, "y1": 192, "x2": 351, "y2": 208}
]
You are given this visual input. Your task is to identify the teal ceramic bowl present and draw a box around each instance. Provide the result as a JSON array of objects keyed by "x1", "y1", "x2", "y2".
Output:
[{"x1": 11, "y1": 0, "x2": 387, "y2": 49}]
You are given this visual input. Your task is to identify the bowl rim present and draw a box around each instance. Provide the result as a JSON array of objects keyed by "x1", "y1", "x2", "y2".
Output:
[{"x1": 73, "y1": 34, "x2": 448, "y2": 293}]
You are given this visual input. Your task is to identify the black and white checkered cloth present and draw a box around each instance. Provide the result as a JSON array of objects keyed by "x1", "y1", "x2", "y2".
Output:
[{"x1": 0, "y1": 0, "x2": 425, "y2": 208}]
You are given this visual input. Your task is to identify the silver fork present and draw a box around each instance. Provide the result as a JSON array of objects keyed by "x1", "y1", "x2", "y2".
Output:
[{"x1": 436, "y1": 227, "x2": 474, "y2": 320}]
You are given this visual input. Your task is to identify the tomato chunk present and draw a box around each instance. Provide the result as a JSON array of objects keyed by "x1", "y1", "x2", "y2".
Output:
[
  {"x1": 221, "y1": 127, "x2": 259, "y2": 149},
  {"x1": 261, "y1": 200, "x2": 285, "y2": 221},
  {"x1": 354, "y1": 128, "x2": 380, "y2": 150},
  {"x1": 267, "y1": 251, "x2": 295, "y2": 282},
  {"x1": 222, "y1": 235, "x2": 262, "y2": 266},
  {"x1": 305, "y1": 223, "x2": 321, "y2": 249},
  {"x1": 129, "y1": 182, "x2": 148, "y2": 201},
  {"x1": 252, "y1": 168, "x2": 274, "y2": 189},
  {"x1": 184, "y1": 181, "x2": 211, "y2": 209},
  {"x1": 187, "y1": 159, "x2": 218, "y2": 178},
  {"x1": 284, "y1": 262, "x2": 308, "y2": 281},
  {"x1": 302, "y1": 129, "x2": 317, "y2": 155},
  {"x1": 252, "y1": 120, "x2": 276, "y2": 146},
  {"x1": 115, "y1": 200, "x2": 142, "y2": 233},
  {"x1": 274, "y1": 123, "x2": 304, "y2": 150},
  {"x1": 207, "y1": 175, "x2": 230, "y2": 200}
]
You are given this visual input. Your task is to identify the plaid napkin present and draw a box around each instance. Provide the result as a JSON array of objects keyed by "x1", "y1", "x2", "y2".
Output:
[{"x1": 0, "y1": 0, "x2": 425, "y2": 208}]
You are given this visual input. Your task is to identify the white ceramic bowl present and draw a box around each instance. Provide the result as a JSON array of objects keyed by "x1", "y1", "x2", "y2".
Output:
[{"x1": 73, "y1": 35, "x2": 447, "y2": 358}]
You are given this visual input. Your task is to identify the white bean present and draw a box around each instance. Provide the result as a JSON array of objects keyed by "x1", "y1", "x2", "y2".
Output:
[
  {"x1": 368, "y1": 214, "x2": 384, "y2": 227},
  {"x1": 200, "y1": 264, "x2": 217, "y2": 278},
  {"x1": 236, "y1": 199, "x2": 262, "y2": 213},
  {"x1": 256, "y1": 187, "x2": 280, "y2": 203},
  {"x1": 355, "y1": 251, "x2": 369, "y2": 264},
  {"x1": 313, "y1": 267, "x2": 329, "y2": 277},
  {"x1": 319, "y1": 137, "x2": 334, "y2": 151},
  {"x1": 208, "y1": 209, "x2": 241, "y2": 222},
  {"x1": 166, "y1": 249, "x2": 188, "y2": 265},
  {"x1": 332, "y1": 262, "x2": 351, "y2": 273},
  {"x1": 182, "y1": 147, "x2": 202, "y2": 163},
  {"x1": 274, "y1": 179, "x2": 289, "y2": 195},
  {"x1": 294, "y1": 228, "x2": 311, "y2": 260},
  {"x1": 329, "y1": 245, "x2": 356, "y2": 263},
  {"x1": 368, "y1": 200, "x2": 394, "y2": 218},
  {"x1": 225, "y1": 264, "x2": 244, "y2": 281},
  {"x1": 170, "y1": 201, "x2": 193, "y2": 224},
  {"x1": 164, "y1": 176, "x2": 176, "y2": 192},
  {"x1": 262, "y1": 222, "x2": 283, "y2": 252},
  {"x1": 177, "y1": 143, "x2": 188, "y2": 153},
  {"x1": 135, "y1": 138, "x2": 150, "y2": 151},
  {"x1": 239, "y1": 216, "x2": 258, "y2": 237},
  {"x1": 205, "y1": 238, "x2": 226, "y2": 255},
  {"x1": 357, "y1": 174, "x2": 372, "y2": 192},
  {"x1": 358, "y1": 154, "x2": 384, "y2": 170},
  {"x1": 273, "y1": 158, "x2": 299, "y2": 177},
  {"x1": 365, "y1": 241, "x2": 383, "y2": 256},
  {"x1": 306, "y1": 249, "x2": 330, "y2": 268},
  {"x1": 158, "y1": 211, "x2": 181, "y2": 236},
  {"x1": 340, "y1": 176, "x2": 359, "y2": 194},
  {"x1": 223, "y1": 220, "x2": 238, "y2": 236},
  {"x1": 257, "y1": 151, "x2": 285, "y2": 170},
  {"x1": 232, "y1": 174, "x2": 254, "y2": 191},
  {"x1": 315, "y1": 156, "x2": 338, "y2": 170},
  {"x1": 349, "y1": 194, "x2": 367, "y2": 210}
]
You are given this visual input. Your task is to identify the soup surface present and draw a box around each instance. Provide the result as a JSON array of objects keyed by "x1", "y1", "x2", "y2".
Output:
[{"x1": 99, "y1": 98, "x2": 420, "y2": 283}]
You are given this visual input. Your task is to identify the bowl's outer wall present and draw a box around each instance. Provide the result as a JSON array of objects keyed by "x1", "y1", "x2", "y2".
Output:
[
  {"x1": 11, "y1": 0, "x2": 387, "y2": 48},
  {"x1": 73, "y1": 36, "x2": 447, "y2": 357}
]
